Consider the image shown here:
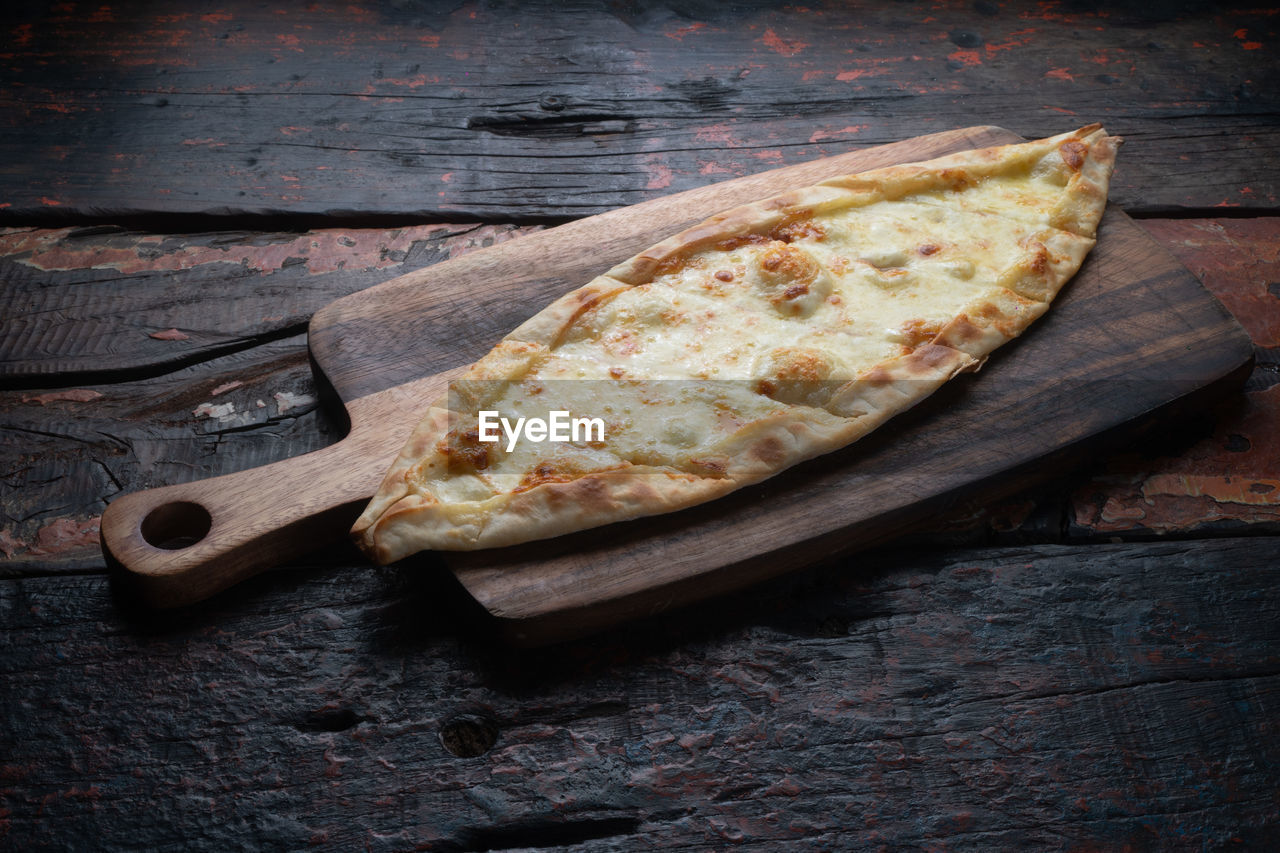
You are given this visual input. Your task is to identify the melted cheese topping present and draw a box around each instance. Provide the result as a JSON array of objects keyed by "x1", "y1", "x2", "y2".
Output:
[{"x1": 414, "y1": 165, "x2": 1082, "y2": 500}]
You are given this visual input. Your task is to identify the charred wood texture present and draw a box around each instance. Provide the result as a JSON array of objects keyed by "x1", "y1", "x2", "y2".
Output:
[
  {"x1": 2, "y1": 537, "x2": 1279, "y2": 850},
  {"x1": 2, "y1": 2, "x2": 1279, "y2": 848},
  {"x1": 1, "y1": 1, "x2": 1277, "y2": 222}
]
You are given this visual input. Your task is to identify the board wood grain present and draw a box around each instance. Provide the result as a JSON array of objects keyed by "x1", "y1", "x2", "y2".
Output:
[{"x1": 100, "y1": 126, "x2": 1254, "y2": 636}]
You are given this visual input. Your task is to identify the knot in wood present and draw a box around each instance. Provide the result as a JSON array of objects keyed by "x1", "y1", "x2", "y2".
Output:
[{"x1": 440, "y1": 713, "x2": 499, "y2": 757}]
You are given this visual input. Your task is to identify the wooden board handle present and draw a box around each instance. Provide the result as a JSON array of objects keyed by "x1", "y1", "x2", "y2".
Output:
[
  {"x1": 100, "y1": 438, "x2": 374, "y2": 607},
  {"x1": 100, "y1": 376, "x2": 443, "y2": 607}
]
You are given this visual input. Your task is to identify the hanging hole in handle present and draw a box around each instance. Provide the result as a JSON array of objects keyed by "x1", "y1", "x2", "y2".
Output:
[{"x1": 141, "y1": 501, "x2": 213, "y2": 550}]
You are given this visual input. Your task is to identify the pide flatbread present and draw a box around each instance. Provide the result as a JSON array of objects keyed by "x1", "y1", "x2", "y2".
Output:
[{"x1": 353, "y1": 126, "x2": 1120, "y2": 563}]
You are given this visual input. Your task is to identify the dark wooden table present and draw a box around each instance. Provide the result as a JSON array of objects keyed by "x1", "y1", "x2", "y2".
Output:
[{"x1": 3, "y1": 2, "x2": 1278, "y2": 849}]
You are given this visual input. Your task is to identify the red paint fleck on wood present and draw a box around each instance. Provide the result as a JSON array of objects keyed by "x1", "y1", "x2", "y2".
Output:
[
  {"x1": 694, "y1": 124, "x2": 738, "y2": 147},
  {"x1": 1139, "y1": 219, "x2": 1280, "y2": 347},
  {"x1": 28, "y1": 516, "x2": 101, "y2": 557},
  {"x1": 21, "y1": 389, "x2": 103, "y2": 405},
  {"x1": 0, "y1": 529, "x2": 21, "y2": 558},
  {"x1": 949, "y1": 49, "x2": 982, "y2": 68},
  {"x1": 211, "y1": 381, "x2": 244, "y2": 397},
  {"x1": 664, "y1": 22, "x2": 706, "y2": 41},
  {"x1": 1072, "y1": 218, "x2": 1280, "y2": 536},
  {"x1": 1044, "y1": 68, "x2": 1074, "y2": 81},
  {"x1": 646, "y1": 164, "x2": 673, "y2": 190},
  {"x1": 985, "y1": 29, "x2": 1038, "y2": 54},
  {"x1": 9, "y1": 225, "x2": 509, "y2": 278},
  {"x1": 1143, "y1": 473, "x2": 1280, "y2": 506},
  {"x1": 1073, "y1": 385, "x2": 1280, "y2": 534},
  {"x1": 150, "y1": 328, "x2": 190, "y2": 341},
  {"x1": 809, "y1": 125, "x2": 867, "y2": 144},
  {"x1": 761, "y1": 28, "x2": 808, "y2": 57},
  {"x1": 380, "y1": 75, "x2": 436, "y2": 88}
]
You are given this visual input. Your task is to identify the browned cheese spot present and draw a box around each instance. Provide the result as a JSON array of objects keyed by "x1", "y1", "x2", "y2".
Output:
[
  {"x1": 754, "y1": 348, "x2": 834, "y2": 403},
  {"x1": 441, "y1": 427, "x2": 490, "y2": 472},
  {"x1": 938, "y1": 168, "x2": 976, "y2": 190},
  {"x1": 603, "y1": 328, "x2": 640, "y2": 357},
  {"x1": 1027, "y1": 240, "x2": 1049, "y2": 274},
  {"x1": 777, "y1": 348, "x2": 830, "y2": 382},
  {"x1": 757, "y1": 241, "x2": 823, "y2": 314},
  {"x1": 974, "y1": 299, "x2": 1022, "y2": 337},
  {"x1": 715, "y1": 233, "x2": 770, "y2": 252},
  {"x1": 714, "y1": 269, "x2": 734, "y2": 282},
  {"x1": 652, "y1": 251, "x2": 692, "y2": 277},
  {"x1": 754, "y1": 378, "x2": 779, "y2": 397},
  {"x1": 1059, "y1": 140, "x2": 1087, "y2": 171},
  {"x1": 977, "y1": 301, "x2": 1004, "y2": 321},
  {"x1": 769, "y1": 213, "x2": 826, "y2": 244},
  {"x1": 918, "y1": 244, "x2": 941, "y2": 256},
  {"x1": 608, "y1": 366, "x2": 625, "y2": 379},
  {"x1": 515, "y1": 462, "x2": 573, "y2": 494},
  {"x1": 940, "y1": 314, "x2": 983, "y2": 345},
  {"x1": 899, "y1": 317, "x2": 944, "y2": 353}
]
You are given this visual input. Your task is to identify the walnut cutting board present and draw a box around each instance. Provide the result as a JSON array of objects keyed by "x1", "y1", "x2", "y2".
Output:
[{"x1": 101, "y1": 126, "x2": 1253, "y2": 642}]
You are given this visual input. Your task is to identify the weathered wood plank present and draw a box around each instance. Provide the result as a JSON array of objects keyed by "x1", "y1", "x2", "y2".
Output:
[
  {"x1": 1070, "y1": 218, "x2": 1280, "y2": 538},
  {"x1": 0, "y1": 223, "x2": 538, "y2": 387},
  {"x1": 4, "y1": 215, "x2": 1275, "y2": 575},
  {"x1": 1, "y1": 537, "x2": 1277, "y2": 849},
  {"x1": 0, "y1": 336, "x2": 334, "y2": 574},
  {"x1": 1, "y1": 1, "x2": 1277, "y2": 222}
]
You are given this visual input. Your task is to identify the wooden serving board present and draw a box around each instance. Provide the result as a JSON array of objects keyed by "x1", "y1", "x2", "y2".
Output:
[{"x1": 101, "y1": 126, "x2": 1253, "y2": 642}]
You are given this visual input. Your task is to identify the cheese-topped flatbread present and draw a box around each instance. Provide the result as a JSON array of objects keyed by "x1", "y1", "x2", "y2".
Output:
[{"x1": 353, "y1": 126, "x2": 1120, "y2": 563}]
